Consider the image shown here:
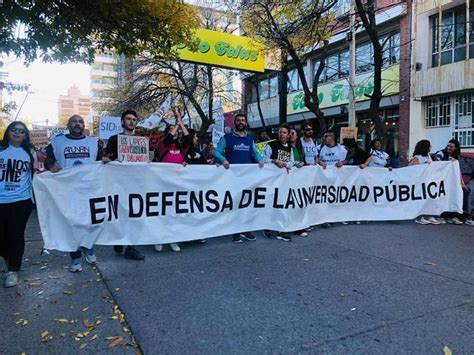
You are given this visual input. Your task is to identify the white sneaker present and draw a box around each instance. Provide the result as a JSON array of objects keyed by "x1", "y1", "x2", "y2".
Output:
[
  {"x1": 426, "y1": 216, "x2": 441, "y2": 224},
  {"x1": 341, "y1": 221, "x2": 349, "y2": 225},
  {"x1": 447, "y1": 217, "x2": 463, "y2": 225},
  {"x1": 154, "y1": 244, "x2": 163, "y2": 252},
  {"x1": 296, "y1": 231, "x2": 308, "y2": 237},
  {"x1": 465, "y1": 219, "x2": 474, "y2": 226},
  {"x1": 436, "y1": 217, "x2": 447, "y2": 224},
  {"x1": 84, "y1": 252, "x2": 97, "y2": 264},
  {"x1": 169, "y1": 243, "x2": 181, "y2": 252},
  {"x1": 415, "y1": 216, "x2": 430, "y2": 225},
  {"x1": 4, "y1": 271, "x2": 19, "y2": 288},
  {"x1": 69, "y1": 261, "x2": 83, "y2": 273}
]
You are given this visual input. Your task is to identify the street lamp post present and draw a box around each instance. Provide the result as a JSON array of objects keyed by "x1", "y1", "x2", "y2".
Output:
[{"x1": 14, "y1": 90, "x2": 34, "y2": 121}]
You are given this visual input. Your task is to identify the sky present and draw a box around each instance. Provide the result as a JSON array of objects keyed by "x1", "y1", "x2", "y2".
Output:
[{"x1": 2, "y1": 56, "x2": 90, "y2": 125}]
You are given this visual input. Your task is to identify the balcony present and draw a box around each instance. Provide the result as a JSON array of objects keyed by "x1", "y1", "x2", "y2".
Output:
[
  {"x1": 90, "y1": 69, "x2": 118, "y2": 78},
  {"x1": 414, "y1": 59, "x2": 474, "y2": 98}
]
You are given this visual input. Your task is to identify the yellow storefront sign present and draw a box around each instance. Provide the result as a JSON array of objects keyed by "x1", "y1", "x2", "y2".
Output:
[
  {"x1": 287, "y1": 64, "x2": 400, "y2": 115},
  {"x1": 177, "y1": 28, "x2": 265, "y2": 73}
]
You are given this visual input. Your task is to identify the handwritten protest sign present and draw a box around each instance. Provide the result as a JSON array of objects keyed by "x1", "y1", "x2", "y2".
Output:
[
  {"x1": 30, "y1": 130, "x2": 49, "y2": 149},
  {"x1": 117, "y1": 135, "x2": 149, "y2": 162},
  {"x1": 340, "y1": 127, "x2": 358, "y2": 143}
]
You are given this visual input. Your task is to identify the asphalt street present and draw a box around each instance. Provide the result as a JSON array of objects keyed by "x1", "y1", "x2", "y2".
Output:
[{"x1": 1, "y1": 212, "x2": 473, "y2": 354}]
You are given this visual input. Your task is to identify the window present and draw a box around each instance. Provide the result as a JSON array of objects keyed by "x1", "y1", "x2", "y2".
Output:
[
  {"x1": 325, "y1": 55, "x2": 339, "y2": 81},
  {"x1": 453, "y1": 93, "x2": 474, "y2": 147},
  {"x1": 432, "y1": 5, "x2": 473, "y2": 66},
  {"x1": 425, "y1": 95, "x2": 451, "y2": 127},
  {"x1": 287, "y1": 65, "x2": 307, "y2": 92},
  {"x1": 269, "y1": 75, "x2": 278, "y2": 97},
  {"x1": 382, "y1": 32, "x2": 400, "y2": 67},
  {"x1": 251, "y1": 75, "x2": 279, "y2": 102},
  {"x1": 356, "y1": 42, "x2": 372, "y2": 73}
]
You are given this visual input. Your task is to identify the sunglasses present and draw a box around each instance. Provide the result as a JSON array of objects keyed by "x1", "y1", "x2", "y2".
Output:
[{"x1": 11, "y1": 127, "x2": 26, "y2": 134}]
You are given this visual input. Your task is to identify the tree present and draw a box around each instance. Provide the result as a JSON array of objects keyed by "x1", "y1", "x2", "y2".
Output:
[
  {"x1": 1, "y1": 0, "x2": 200, "y2": 63},
  {"x1": 354, "y1": 0, "x2": 384, "y2": 139},
  {"x1": 107, "y1": 4, "x2": 242, "y2": 136},
  {"x1": 240, "y1": 0, "x2": 339, "y2": 133}
]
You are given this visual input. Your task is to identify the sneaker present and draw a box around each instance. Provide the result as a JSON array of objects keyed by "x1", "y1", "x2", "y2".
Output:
[
  {"x1": 169, "y1": 243, "x2": 181, "y2": 252},
  {"x1": 124, "y1": 247, "x2": 145, "y2": 260},
  {"x1": 295, "y1": 231, "x2": 308, "y2": 237},
  {"x1": 465, "y1": 219, "x2": 474, "y2": 226},
  {"x1": 354, "y1": 221, "x2": 361, "y2": 225},
  {"x1": 69, "y1": 260, "x2": 83, "y2": 273},
  {"x1": 321, "y1": 223, "x2": 333, "y2": 228},
  {"x1": 196, "y1": 239, "x2": 206, "y2": 244},
  {"x1": 232, "y1": 234, "x2": 243, "y2": 243},
  {"x1": 305, "y1": 227, "x2": 314, "y2": 232},
  {"x1": 113, "y1": 245, "x2": 124, "y2": 254},
  {"x1": 242, "y1": 232, "x2": 256, "y2": 241},
  {"x1": 262, "y1": 230, "x2": 272, "y2": 238},
  {"x1": 341, "y1": 221, "x2": 349, "y2": 225},
  {"x1": 277, "y1": 232, "x2": 291, "y2": 242},
  {"x1": 414, "y1": 216, "x2": 430, "y2": 225},
  {"x1": 154, "y1": 244, "x2": 163, "y2": 252},
  {"x1": 436, "y1": 217, "x2": 447, "y2": 224},
  {"x1": 447, "y1": 217, "x2": 463, "y2": 225},
  {"x1": 4, "y1": 271, "x2": 19, "y2": 288},
  {"x1": 84, "y1": 249, "x2": 97, "y2": 264},
  {"x1": 426, "y1": 216, "x2": 441, "y2": 225}
]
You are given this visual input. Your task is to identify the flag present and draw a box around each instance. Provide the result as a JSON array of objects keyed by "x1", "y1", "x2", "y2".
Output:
[{"x1": 137, "y1": 95, "x2": 172, "y2": 129}]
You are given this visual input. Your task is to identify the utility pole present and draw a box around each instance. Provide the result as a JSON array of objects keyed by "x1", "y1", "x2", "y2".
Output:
[{"x1": 348, "y1": 0, "x2": 357, "y2": 127}]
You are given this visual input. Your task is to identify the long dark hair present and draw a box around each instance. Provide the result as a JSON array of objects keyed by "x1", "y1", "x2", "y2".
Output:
[
  {"x1": 413, "y1": 139, "x2": 431, "y2": 157},
  {"x1": 443, "y1": 138, "x2": 461, "y2": 160},
  {"x1": 1, "y1": 121, "x2": 35, "y2": 172}
]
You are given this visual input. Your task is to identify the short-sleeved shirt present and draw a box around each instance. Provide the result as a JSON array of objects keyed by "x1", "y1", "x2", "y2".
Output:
[
  {"x1": 317, "y1": 144, "x2": 347, "y2": 165},
  {"x1": 50, "y1": 135, "x2": 99, "y2": 168},
  {"x1": 368, "y1": 149, "x2": 389, "y2": 167},
  {"x1": 300, "y1": 137, "x2": 317, "y2": 165},
  {"x1": 0, "y1": 145, "x2": 32, "y2": 203}
]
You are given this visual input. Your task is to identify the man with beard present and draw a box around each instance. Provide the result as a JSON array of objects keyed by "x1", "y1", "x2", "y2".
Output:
[
  {"x1": 102, "y1": 110, "x2": 146, "y2": 261},
  {"x1": 45, "y1": 115, "x2": 100, "y2": 272},
  {"x1": 300, "y1": 121, "x2": 317, "y2": 165},
  {"x1": 214, "y1": 113, "x2": 264, "y2": 243}
]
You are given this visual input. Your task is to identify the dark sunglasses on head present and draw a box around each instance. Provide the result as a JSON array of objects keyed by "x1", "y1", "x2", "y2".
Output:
[{"x1": 11, "y1": 127, "x2": 26, "y2": 134}]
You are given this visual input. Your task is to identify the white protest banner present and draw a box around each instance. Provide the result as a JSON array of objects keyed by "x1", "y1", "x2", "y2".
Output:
[
  {"x1": 117, "y1": 135, "x2": 149, "y2": 162},
  {"x1": 137, "y1": 95, "x2": 172, "y2": 129},
  {"x1": 30, "y1": 130, "x2": 49, "y2": 149},
  {"x1": 33, "y1": 161, "x2": 462, "y2": 252},
  {"x1": 212, "y1": 128, "x2": 225, "y2": 146},
  {"x1": 99, "y1": 116, "x2": 122, "y2": 140}
]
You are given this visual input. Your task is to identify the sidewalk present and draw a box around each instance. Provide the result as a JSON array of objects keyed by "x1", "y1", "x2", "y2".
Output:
[{"x1": 0, "y1": 211, "x2": 138, "y2": 354}]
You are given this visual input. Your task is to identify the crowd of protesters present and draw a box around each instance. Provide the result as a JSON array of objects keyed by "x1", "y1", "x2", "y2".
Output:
[{"x1": 1, "y1": 112, "x2": 473, "y2": 287}]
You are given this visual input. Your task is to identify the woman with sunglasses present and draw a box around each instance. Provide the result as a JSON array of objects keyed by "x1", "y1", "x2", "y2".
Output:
[{"x1": 0, "y1": 122, "x2": 36, "y2": 287}]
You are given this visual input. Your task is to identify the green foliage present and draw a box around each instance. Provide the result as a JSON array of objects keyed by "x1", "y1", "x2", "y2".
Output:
[{"x1": 1, "y1": 0, "x2": 200, "y2": 63}]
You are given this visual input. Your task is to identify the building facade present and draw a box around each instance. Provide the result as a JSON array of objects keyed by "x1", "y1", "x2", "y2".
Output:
[
  {"x1": 242, "y1": 0, "x2": 410, "y2": 163},
  {"x1": 90, "y1": 50, "x2": 121, "y2": 116},
  {"x1": 410, "y1": 0, "x2": 474, "y2": 154},
  {"x1": 58, "y1": 85, "x2": 91, "y2": 125}
]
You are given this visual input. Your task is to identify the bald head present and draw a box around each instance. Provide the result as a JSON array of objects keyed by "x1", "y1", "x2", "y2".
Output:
[{"x1": 67, "y1": 115, "x2": 85, "y2": 137}]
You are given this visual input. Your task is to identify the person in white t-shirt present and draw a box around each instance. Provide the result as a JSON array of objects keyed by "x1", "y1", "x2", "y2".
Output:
[
  {"x1": 316, "y1": 130, "x2": 347, "y2": 169},
  {"x1": 45, "y1": 115, "x2": 100, "y2": 273},
  {"x1": 360, "y1": 139, "x2": 391, "y2": 169},
  {"x1": 0, "y1": 121, "x2": 36, "y2": 287}
]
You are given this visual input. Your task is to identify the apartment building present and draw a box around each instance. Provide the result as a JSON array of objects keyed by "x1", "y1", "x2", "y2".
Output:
[
  {"x1": 58, "y1": 85, "x2": 91, "y2": 125},
  {"x1": 410, "y1": 0, "x2": 474, "y2": 154}
]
